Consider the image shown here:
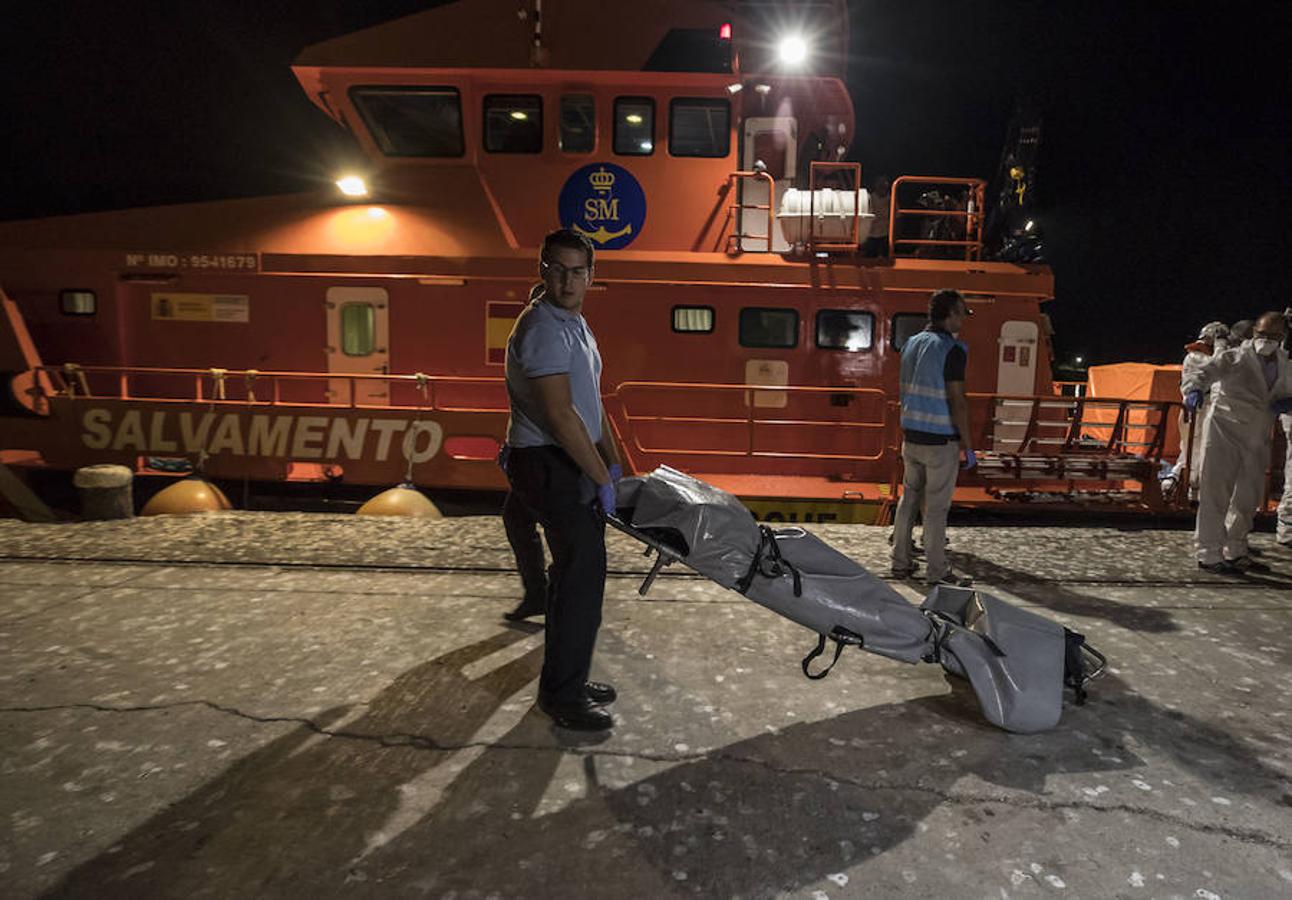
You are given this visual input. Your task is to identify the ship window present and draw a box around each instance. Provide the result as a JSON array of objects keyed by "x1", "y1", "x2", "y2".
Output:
[
  {"x1": 816, "y1": 310, "x2": 874, "y2": 351},
  {"x1": 350, "y1": 87, "x2": 463, "y2": 157},
  {"x1": 341, "y1": 303, "x2": 376, "y2": 356},
  {"x1": 484, "y1": 94, "x2": 543, "y2": 154},
  {"x1": 614, "y1": 97, "x2": 655, "y2": 155},
  {"x1": 560, "y1": 94, "x2": 595, "y2": 153},
  {"x1": 892, "y1": 313, "x2": 928, "y2": 351},
  {"x1": 669, "y1": 98, "x2": 730, "y2": 157},
  {"x1": 739, "y1": 307, "x2": 798, "y2": 349},
  {"x1": 60, "y1": 289, "x2": 96, "y2": 316},
  {"x1": 672, "y1": 306, "x2": 714, "y2": 333}
]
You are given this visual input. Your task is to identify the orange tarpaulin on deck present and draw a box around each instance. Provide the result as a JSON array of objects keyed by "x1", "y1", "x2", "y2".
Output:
[{"x1": 1083, "y1": 363, "x2": 1183, "y2": 458}]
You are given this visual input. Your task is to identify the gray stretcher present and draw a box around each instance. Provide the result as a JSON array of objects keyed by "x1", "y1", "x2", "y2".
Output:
[{"x1": 610, "y1": 467, "x2": 1105, "y2": 733}]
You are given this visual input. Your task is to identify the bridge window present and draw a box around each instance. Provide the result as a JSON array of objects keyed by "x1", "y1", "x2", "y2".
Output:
[
  {"x1": 341, "y1": 303, "x2": 376, "y2": 356},
  {"x1": 484, "y1": 95, "x2": 543, "y2": 153},
  {"x1": 560, "y1": 94, "x2": 595, "y2": 154},
  {"x1": 350, "y1": 87, "x2": 464, "y2": 157},
  {"x1": 672, "y1": 306, "x2": 714, "y2": 333},
  {"x1": 739, "y1": 308, "x2": 798, "y2": 349},
  {"x1": 816, "y1": 310, "x2": 874, "y2": 351},
  {"x1": 614, "y1": 97, "x2": 655, "y2": 155},
  {"x1": 669, "y1": 98, "x2": 730, "y2": 157},
  {"x1": 892, "y1": 313, "x2": 927, "y2": 351},
  {"x1": 60, "y1": 289, "x2": 96, "y2": 316}
]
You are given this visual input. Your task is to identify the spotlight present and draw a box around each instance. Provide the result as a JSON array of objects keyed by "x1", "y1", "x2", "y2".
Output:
[
  {"x1": 335, "y1": 175, "x2": 369, "y2": 198},
  {"x1": 778, "y1": 35, "x2": 808, "y2": 66}
]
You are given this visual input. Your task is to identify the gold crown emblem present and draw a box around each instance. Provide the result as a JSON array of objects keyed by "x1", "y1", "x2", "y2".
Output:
[{"x1": 589, "y1": 167, "x2": 615, "y2": 193}]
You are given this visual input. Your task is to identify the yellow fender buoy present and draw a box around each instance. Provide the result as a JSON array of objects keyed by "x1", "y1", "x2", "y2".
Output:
[
  {"x1": 140, "y1": 477, "x2": 232, "y2": 516},
  {"x1": 356, "y1": 483, "x2": 442, "y2": 519}
]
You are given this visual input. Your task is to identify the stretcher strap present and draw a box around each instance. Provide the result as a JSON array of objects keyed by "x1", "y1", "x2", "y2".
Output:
[
  {"x1": 1062, "y1": 627, "x2": 1090, "y2": 705},
  {"x1": 736, "y1": 526, "x2": 803, "y2": 597},
  {"x1": 800, "y1": 627, "x2": 865, "y2": 680}
]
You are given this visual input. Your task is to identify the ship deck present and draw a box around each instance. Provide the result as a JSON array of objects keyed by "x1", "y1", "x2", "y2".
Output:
[{"x1": 2, "y1": 514, "x2": 1290, "y2": 897}]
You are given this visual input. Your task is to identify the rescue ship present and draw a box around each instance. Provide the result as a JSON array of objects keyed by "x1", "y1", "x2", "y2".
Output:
[{"x1": 0, "y1": 0, "x2": 1184, "y2": 522}]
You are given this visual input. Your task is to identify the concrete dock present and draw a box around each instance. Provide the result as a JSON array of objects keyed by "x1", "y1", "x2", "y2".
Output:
[{"x1": 1, "y1": 513, "x2": 1290, "y2": 898}]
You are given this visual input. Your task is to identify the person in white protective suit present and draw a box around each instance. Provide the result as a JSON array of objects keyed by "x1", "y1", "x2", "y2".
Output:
[
  {"x1": 1164, "y1": 321, "x2": 1231, "y2": 499},
  {"x1": 1278, "y1": 307, "x2": 1292, "y2": 548},
  {"x1": 1278, "y1": 408, "x2": 1292, "y2": 548},
  {"x1": 1182, "y1": 311, "x2": 1292, "y2": 573}
]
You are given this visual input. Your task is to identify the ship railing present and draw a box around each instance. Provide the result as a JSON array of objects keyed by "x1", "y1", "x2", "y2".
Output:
[
  {"x1": 807, "y1": 161, "x2": 863, "y2": 252},
  {"x1": 37, "y1": 364, "x2": 510, "y2": 413},
  {"x1": 606, "y1": 381, "x2": 892, "y2": 464},
  {"x1": 889, "y1": 176, "x2": 986, "y2": 261},
  {"x1": 724, "y1": 170, "x2": 776, "y2": 254},
  {"x1": 969, "y1": 392, "x2": 1181, "y2": 497}
]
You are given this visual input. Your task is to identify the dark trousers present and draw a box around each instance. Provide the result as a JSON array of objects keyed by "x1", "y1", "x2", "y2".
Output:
[
  {"x1": 505, "y1": 445, "x2": 607, "y2": 704},
  {"x1": 502, "y1": 489, "x2": 550, "y2": 604}
]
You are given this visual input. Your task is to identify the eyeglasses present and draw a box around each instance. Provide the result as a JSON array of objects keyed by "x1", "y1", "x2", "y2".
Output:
[{"x1": 540, "y1": 260, "x2": 591, "y2": 282}]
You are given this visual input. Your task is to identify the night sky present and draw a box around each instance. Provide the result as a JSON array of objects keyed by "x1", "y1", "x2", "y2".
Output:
[{"x1": 1, "y1": 1, "x2": 1287, "y2": 366}]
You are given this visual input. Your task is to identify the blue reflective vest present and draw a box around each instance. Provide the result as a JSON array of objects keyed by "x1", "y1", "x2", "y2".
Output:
[{"x1": 899, "y1": 328, "x2": 966, "y2": 436}]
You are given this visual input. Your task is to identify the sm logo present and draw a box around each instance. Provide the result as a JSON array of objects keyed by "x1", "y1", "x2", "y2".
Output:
[{"x1": 558, "y1": 163, "x2": 647, "y2": 250}]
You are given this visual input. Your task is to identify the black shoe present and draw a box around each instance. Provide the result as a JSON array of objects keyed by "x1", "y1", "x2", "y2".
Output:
[
  {"x1": 930, "y1": 572, "x2": 973, "y2": 587},
  {"x1": 1198, "y1": 560, "x2": 1239, "y2": 575},
  {"x1": 1227, "y1": 555, "x2": 1270, "y2": 573},
  {"x1": 538, "y1": 695, "x2": 614, "y2": 731},
  {"x1": 890, "y1": 564, "x2": 918, "y2": 579},
  {"x1": 585, "y1": 681, "x2": 617, "y2": 705},
  {"x1": 504, "y1": 599, "x2": 546, "y2": 621}
]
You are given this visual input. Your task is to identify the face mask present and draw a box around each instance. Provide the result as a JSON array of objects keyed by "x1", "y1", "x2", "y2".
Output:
[{"x1": 1253, "y1": 338, "x2": 1279, "y2": 357}]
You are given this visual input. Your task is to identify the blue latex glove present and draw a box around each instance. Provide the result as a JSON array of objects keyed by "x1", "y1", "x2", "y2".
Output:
[
  {"x1": 1183, "y1": 390, "x2": 1203, "y2": 412},
  {"x1": 597, "y1": 481, "x2": 617, "y2": 519},
  {"x1": 496, "y1": 443, "x2": 511, "y2": 474},
  {"x1": 609, "y1": 463, "x2": 623, "y2": 483},
  {"x1": 1273, "y1": 396, "x2": 1292, "y2": 415},
  {"x1": 961, "y1": 448, "x2": 978, "y2": 470}
]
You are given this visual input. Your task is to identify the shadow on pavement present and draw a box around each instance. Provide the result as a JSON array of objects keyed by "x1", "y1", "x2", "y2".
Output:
[
  {"x1": 47, "y1": 630, "x2": 1290, "y2": 898},
  {"x1": 950, "y1": 549, "x2": 1182, "y2": 633}
]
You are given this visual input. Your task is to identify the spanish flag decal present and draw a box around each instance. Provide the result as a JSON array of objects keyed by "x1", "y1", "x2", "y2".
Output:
[{"x1": 485, "y1": 301, "x2": 525, "y2": 365}]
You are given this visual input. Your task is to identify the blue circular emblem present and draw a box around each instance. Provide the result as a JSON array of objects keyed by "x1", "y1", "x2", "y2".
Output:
[{"x1": 558, "y1": 163, "x2": 646, "y2": 251}]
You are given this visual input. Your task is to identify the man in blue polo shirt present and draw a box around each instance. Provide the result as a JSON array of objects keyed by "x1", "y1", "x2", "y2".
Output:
[
  {"x1": 503, "y1": 228, "x2": 622, "y2": 731},
  {"x1": 891, "y1": 289, "x2": 977, "y2": 586}
]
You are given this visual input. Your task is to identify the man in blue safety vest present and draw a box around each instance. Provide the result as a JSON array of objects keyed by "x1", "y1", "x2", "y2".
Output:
[{"x1": 891, "y1": 289, "x2": 977, "y2": 586}]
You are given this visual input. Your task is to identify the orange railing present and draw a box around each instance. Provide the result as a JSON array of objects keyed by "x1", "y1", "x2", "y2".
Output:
[
  {"x1": 889, "y1": 176, "x2": 986, "y2": 260},
  {"x1": 725, "y1": 170, "x2": 776, "y2": 253},
  {"x1": 607, "y1": 381, "x2": 892, "y2": 464},
  {"x1": 39, "y1": 364, "x2": 509, "y2": 413},
  {"x1": 35, "y1": 364, "x2": 1216, "y2": 505},
  {"x1": 807, "y1": 161, "x2": 863, "y2": 251}
]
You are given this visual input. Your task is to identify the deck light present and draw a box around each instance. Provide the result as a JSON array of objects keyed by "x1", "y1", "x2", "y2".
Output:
[
  {"x1": 639, "y1": 140, "x2": 653, "y2": 152},
  {"x1": 778, "y1": 34, "x2": 808, "y2": 66},
  {"x1": 1025, "y1": 219, "x2": 1035, "y2": 231},
  {"x1": 726, "y1": 82, "x2": 743, "y2": 94},
  {"x1": 625, "y1": 113, "x2": 643, "y2": 125},
  {"x1": 510, "y1": 110, "x2": 529, "y2": 121},
  {"x1": 335, "y1": 174, "x2": 369, "y2": 198}
]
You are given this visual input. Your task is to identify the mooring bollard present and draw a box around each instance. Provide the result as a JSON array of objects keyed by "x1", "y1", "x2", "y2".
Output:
[{"x1": 73, "y1": 464, "x2": 134, "y2": 520}]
